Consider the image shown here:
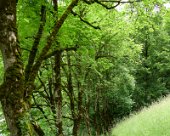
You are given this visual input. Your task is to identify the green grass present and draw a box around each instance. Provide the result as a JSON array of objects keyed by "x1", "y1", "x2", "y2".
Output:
[{"x1": 111, "y1": 96, "x2": 170, "y2": 136}]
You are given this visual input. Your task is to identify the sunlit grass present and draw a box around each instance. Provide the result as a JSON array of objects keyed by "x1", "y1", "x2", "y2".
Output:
[{"x1": 111, "y1": 95, "x2": 170, "y2": 136}]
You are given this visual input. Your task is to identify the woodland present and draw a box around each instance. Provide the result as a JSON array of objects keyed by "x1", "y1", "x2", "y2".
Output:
[{"x1": 0, "y1": 0, "x2": 170, "y2": 136}]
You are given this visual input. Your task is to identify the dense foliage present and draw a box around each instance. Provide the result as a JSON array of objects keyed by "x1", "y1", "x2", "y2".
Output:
[{"x1": 0, "y1": 0, "x2": 170, "y2": 135}]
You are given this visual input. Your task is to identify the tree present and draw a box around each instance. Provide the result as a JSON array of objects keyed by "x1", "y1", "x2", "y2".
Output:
[{"x1": 0, "y1": 0, "x2": 35, "y2": 135}]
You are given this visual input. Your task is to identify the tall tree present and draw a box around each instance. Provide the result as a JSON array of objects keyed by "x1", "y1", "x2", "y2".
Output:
[{"x1": 0, "y1": 0, "x2": 36, "y2": 135}]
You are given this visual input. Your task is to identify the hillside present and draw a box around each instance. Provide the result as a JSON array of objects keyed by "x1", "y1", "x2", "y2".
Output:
[{"x1": 111, "y1": 96, "x2": 170, "y2": 136}]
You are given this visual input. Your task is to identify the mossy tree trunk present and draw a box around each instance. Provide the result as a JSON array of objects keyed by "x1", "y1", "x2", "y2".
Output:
[
  {"x1": 54, "y1": 51, "x2": 63, "y2": 136},
  {"x1": 0, "y1": 0, "x2": 35, "y2": 135}
]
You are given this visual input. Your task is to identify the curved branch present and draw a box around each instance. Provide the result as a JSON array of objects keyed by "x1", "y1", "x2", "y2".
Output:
[
  {"x1": 71, "y1": 11, "x2": 101, "y2": 29},
  {"x1": 94, "y1": 0, "x2": 120, "y2": 9}
]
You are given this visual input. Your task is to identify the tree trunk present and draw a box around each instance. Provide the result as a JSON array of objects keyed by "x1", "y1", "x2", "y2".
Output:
[
  {"x1": 54, "y1": 51, "x2": 64, "y2": 136},
  {"x1": 0, "y1": 0, "x2": 35, "y2": 135}
]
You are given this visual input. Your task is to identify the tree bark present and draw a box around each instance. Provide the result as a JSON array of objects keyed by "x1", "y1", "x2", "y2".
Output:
[
  {"x1": 0, "y1": 0, "x2": 35, "y2": 135},
  {"x1": 54, "y1": 51, "x2": 64, "y2": 136}
]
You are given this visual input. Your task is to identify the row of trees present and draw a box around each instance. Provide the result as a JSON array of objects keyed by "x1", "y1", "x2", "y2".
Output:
[{"x1": 0, "y1": 0, "x2": 170, "y2": 135}]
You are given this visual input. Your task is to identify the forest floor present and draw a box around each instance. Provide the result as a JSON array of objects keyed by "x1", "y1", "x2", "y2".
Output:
[{"x1": 111, "y1": 95, "x2": 170, "y2": 136}]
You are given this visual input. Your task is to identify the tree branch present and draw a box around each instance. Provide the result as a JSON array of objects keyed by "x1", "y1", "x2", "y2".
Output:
[
  {"x1": 98, "y1": 0, "x2": 137, "y2": 3},
  {"x1": 25, "y1": 5, "x2": 46, "y2": 81},
  {"x1": 82, "y1": 0, "x2": 95, "y2": 4},
  {"x1": 52, "y1": 0, "x2": 58, "y2": 12},
  {"x1": 31, "y1": 122, "x2": 45, "y2": 136},
  {"x1": 94, "y1": 0, "x2": 121, "y2": 9},
  {"x1": 71, "y1": 11, "x2": 101, "y2": 29},
  {"x1": 82, "y1": 0, "x2": 139, "y2": 7},
  {"x1": 44, "y1": 46, "x2": 78, "y2": 60}
]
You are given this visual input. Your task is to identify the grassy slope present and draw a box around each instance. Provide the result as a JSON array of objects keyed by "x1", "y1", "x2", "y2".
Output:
[{"x1": 111, "y1": 96, "x2": 170, "y2": 136}]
